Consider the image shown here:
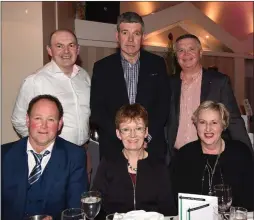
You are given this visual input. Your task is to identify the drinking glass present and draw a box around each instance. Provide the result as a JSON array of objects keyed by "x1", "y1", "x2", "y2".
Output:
[
  {"x1": 25, "y1": 215, "x2": 52, "y2": 220},
  {"x1": 61, "y1": 208, "x2": 85, "y2": 220},
  {"x1": 213, "y1": 206, "x2": 224, "y2": 220},
  {"x1": 81, "y1": 191, "x2": 101, "y2": 220},
  {"x1": 214, "y1": 184, "x2": 232, "y2": 214},
  {"x1": 106, "y1": 213, "x2": 124, "y2": 220},
  {"x1": 229, "y1": 207, "x2": 247, "y2": 220}
]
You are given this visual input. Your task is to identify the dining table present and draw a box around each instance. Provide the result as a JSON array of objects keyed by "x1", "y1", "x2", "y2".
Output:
[{"x1": 165, "y1": 211, "x2": 254, "y2": 220}]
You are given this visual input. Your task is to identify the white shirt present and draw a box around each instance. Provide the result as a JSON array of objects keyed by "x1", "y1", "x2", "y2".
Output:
[
  {"x1": 27, "y1": 139, "x2": 54, "y2": 176},
  {"x1": 11, "y1": 60, "x2": 91, "y2": 146}
]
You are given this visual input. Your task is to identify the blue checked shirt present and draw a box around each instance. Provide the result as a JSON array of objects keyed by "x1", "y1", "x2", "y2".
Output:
[
  {"x1": 121, "y1": 55, "x2": 140, "y2": 104},
  {"x1": 121, "y1": 55, "x2": 152, "y2": 143}
]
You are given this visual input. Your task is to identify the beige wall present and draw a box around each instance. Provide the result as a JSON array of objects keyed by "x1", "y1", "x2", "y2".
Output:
[
  {"x1": 1, "y1": 1, "x2": 74, "y2": 144},
  {"x1": 2, "y1": 2, "x2": 44, "y2": 144}
]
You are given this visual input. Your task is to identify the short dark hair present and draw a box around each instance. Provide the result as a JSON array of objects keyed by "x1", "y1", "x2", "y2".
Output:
[
  {"x1": 115, "y1": 103, "x2": 148, "y2": 129},
  {"x1": 175, "y1": 34, "x2": 201, "y2": 45},
  {"x1": 174, "y1": 34, "x2": 202, "y2": 52},
  {"x1": 48, "y1": 29, "x2": 78, "y2": 46},
  {"x1": 117, "y1": 12, "x2": 145, "y2": 33},
  {"x1": 27, "y1": 95, "x2": 64, "y2": 120}
]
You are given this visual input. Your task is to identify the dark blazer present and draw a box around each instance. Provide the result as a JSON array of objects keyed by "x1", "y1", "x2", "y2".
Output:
[
  {"x1": 167, "y1": 68, "x2": 252, "y2": 157},
  {"x1": 2, "y1": 137, "x2": 88, "y2": 220},
  {"x1": 90, "y1": 50, "x2": 170, "y2": 160}
]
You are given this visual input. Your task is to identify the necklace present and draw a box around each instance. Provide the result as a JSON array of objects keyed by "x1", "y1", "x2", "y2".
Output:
[
  {"x1": 123, "y1": 149, "x2": 144, "y2": 173},
  {"x1": 128, "y1": 162, "x2": 138, "y2": 172},
  {"x1": 201, "y1": 140, "x2": 224, "y2": 195}
]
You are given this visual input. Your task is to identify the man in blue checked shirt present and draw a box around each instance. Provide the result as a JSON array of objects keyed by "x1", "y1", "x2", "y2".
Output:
[{"x1": 90, "y1": 12, "x2": 170, "y2": 162}]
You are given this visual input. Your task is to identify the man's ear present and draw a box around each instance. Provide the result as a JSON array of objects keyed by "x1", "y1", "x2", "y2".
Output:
[
  {"x1": 77, "y1": 45, "x2": 80, "y2": 55},
  {"x1": 46, "y1": 45, "x2": 52, "y2": 57},
  {"x1": 199, "y1": 49, "x2": 203, "y2": 58},
  {"x1": 58, "y1": 117, "x2": 64, "y2": 131},
  {"x1": 26, "y1": 114, "x2": 30, "y2": 128},
  {"x1": 141, "y1": 33, "x2": 146, "y2": 44},
  {"x1": 115, "y1": 31, "x2": 120, "y2": 42}
]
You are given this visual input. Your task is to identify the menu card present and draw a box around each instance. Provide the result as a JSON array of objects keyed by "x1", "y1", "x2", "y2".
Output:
[{"x1": 178, "y1": 193, "x2": 218, "y2": 220}]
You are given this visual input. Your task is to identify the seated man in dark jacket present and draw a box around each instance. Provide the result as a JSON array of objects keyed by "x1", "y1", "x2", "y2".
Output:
[{"x1": 2, "y1": 95, "x2": 88, "y2": 220}]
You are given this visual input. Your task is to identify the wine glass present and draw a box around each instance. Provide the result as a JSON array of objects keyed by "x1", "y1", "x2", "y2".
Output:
[
  {"x1": 106, "y1": 213, "x2": 124, "y2": 220},
  {"x1": 81, "y1": 191, "x2": 101, "y2": 220},
  {"x1": 61, "y1": 208, "x2": 85, "y2": 220},
  {"x1": 214, "y1": 184, "x2": 232, "y2": 217},
  {"x1": 229, "y1": 207, "x2": 247, "y2": 220}
]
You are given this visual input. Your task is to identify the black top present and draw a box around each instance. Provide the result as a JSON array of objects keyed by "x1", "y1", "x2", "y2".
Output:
[
  {"x1": 92, "y1": 152, "x2": 177, "y2": 219},
  {"x1": 171, "y1": 140, "x2": 254, "y2": 211}
]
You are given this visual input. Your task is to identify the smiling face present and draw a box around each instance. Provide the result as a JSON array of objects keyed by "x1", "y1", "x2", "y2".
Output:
[
  {"x1": 116, "y1": 118, "x2": 148, "y2": 151},
  {"x1": 196, "y1": 109, "x2": 224, "y2": 150},
  {"x1": 26, "y1": 99, "x2": 63, "y2": 152},
  {"x1": 47, "y1": 30, "x2": 79, "y2": 75},
  {"x1": 175, "y1": 38, "x2": 202, "y2": 71},
  {"x1": 116, "y1": 22, "x2": 144, "y2": 62}
]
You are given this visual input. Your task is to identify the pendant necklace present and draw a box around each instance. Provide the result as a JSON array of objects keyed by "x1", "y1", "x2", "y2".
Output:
[
  {"x1": 201, "y1": 140, "x2": 224, "y2": 195},
  {"x1": 123, "y1": 149, "x2": 144, "y2": 172}
]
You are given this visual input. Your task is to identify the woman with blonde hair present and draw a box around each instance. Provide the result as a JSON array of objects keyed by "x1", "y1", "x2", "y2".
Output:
[{"x1": 171, "y1": 101, "x2": 254, "y2": 211}]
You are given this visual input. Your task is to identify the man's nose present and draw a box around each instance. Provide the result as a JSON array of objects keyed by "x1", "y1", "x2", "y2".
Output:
[
  {"x1": 63, "y1": 46, "x2": 70, "y2": 53},
  {"x1": 128, "y1": 34, "x2": 134, "y2": 42},
  {"x1": 41, "y1": 120, "x2": 48, "y2": 128}
]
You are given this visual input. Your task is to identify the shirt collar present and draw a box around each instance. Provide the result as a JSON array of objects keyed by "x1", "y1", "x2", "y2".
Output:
[
  {"x1": 50, "y1": 60, "x2": 80, "y2": 78},
  {"x1": 121, "y1": 53, "x2": 140, "y2": 66},
  {"x1": 27, "y1": 139, "x2": 55, "y2": 155}
]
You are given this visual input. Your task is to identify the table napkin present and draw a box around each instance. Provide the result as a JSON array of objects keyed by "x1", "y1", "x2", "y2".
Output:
[{"x1": 113, "y1": 210, "x2": 164, "y2": 220}]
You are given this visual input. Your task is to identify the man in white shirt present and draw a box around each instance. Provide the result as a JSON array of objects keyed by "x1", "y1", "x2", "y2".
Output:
[
  {"x1": 2, "y1": 94, "x2": 88, "y2": 220},
  {"x1": 11, "y1": 29, "x2": 92, "y2": 179}
]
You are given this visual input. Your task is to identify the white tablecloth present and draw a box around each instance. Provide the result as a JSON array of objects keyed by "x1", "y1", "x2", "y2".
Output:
[{"x1": 165, "y1": 212, "x2": 254, "y2": 220}]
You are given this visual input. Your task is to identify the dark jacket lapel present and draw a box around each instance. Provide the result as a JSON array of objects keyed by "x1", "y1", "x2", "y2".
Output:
[
  {"x1": 170, "y1": 74, "x2": 182, "y2": 124},
  {"x1": 114, "y1": 52, "x2": 130, "y2": 103},
  {"x1": 135, "y1": 50, "x2": 153, "y2": 103},
  {"x1": 201, "y1": 68, "x2": 212, "y2": 102},
  {"x1": 42, "y1": 137, "x2": 66, "y2": 208}
]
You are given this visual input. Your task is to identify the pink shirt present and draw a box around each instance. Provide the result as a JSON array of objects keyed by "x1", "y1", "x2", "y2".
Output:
[{"x1": 175, "y1": 71, "x2": 202, "y2": 149}]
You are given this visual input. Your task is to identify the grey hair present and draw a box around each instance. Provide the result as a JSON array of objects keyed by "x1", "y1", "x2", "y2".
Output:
[
  {"x1": 116, "y1": 12, "x2": 145, "y2": 33},
  {"x1": 192, "y1": 101, "x2": 230, "y2": 129},
  {"x1": 173, "y1": 34, "x2": 202, "y2": 53}
]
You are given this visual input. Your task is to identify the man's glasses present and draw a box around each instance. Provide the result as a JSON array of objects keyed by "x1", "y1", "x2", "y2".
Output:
[{"x1": 119, "y1": 127, "x2": 146, "y2": 136}]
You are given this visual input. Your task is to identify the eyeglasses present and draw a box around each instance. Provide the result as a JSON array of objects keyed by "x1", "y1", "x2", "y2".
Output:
[{"x1": 119, "y1": 127, "x2": 146, "y2": 136}]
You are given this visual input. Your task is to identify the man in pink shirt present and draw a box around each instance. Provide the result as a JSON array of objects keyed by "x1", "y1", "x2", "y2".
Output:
[{"x1": 167, "y1": 34, "x2": 252, "y2": 161}]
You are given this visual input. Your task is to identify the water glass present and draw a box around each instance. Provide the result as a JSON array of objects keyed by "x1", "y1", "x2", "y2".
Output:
[
  {"x1": 229, "y1": 207, "x2": 247, "y2": 220},
  {"x1": 214, "y1": 184, "x2": 232, "y2": 214},
  {"x1": 81, "y1": 191, "x2": 101, "y2": 220},
  {"x1": 61, "y1": 208, "x2": 85, "y2": 220},
  {"x1": 106, "y1": 213, "x2": 124, "y2": 220},
  {"x1": 25, "y1": 215, "x2": 52, "y2": 220}
]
